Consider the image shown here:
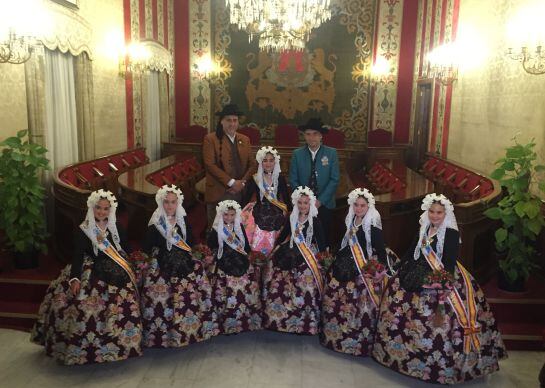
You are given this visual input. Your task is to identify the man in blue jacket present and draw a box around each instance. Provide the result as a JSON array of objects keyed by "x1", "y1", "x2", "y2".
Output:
[{"x1": 289, "y1": 118, "x2": 340, "y2": 244}]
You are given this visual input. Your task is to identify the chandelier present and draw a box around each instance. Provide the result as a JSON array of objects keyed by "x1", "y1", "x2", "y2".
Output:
[
  {"x1": 425, "y1": 43, "x2": 459, "y2": 86},
  {"x1": 224, "y1": 0, "x2": 332, "y2": 52}
]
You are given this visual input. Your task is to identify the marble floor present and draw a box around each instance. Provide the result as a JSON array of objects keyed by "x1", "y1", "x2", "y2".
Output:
[{"x1": 0, "y1": 328, "x2": 542, "y2": 388}]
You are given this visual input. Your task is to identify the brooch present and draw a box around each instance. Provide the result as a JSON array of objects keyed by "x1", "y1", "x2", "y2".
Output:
[{"x1": 321, "y1": 156, "x2": 329, "y2": 166}]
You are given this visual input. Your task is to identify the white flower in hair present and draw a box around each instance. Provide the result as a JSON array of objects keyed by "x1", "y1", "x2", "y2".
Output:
[
  {"x1": 291, "y1": 186, "x2": 316, "y2": 203},
  {"x1": 156, "y1": 184, "x2": 184, "y2": 204},
  {"x1": 256, "y1": 146, "x2": 280, "y2": 163},
  {"x1": 348, "y1": 187, "x2": 375, "y2": 207},
  {"x1": 87, "y1": 189, "x2": 117, "y2": 210},
  {"x1": 216, "y1": 199, "x2": 242, "y2": 214},
  {"x1": 421, "y1": 193, "x2": 454, "y2": 212}
]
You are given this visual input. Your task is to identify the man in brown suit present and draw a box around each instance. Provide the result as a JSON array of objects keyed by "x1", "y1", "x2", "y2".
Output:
[{"x1": 202, "y1": 104, "x2": 255, "y2": 226}]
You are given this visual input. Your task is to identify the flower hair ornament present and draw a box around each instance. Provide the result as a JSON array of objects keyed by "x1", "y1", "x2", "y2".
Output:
[
  {"x1": 289, "y1": 186, "x2": 318, "y2": 248},
  {"x1": 212, "y1": 200, "x2": 245, "y2": 258},
  {"x1": 255, "y1": 146, "x2": 281, "y2": 201},
  {"x1": 341, "y1": 188, "x2": 382, "y2": 259},
  {"x1": 148, "y1": 185, "x2": 188, "y2": 251},
  {"x1": 413, "y1": 193, "x2": 460, "y2": 261},
  {"x1": 81, "y1": 189, "x2": 122, "y2": 255}
]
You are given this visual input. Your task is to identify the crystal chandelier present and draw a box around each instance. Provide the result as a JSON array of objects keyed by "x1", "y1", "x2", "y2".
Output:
[{"x1": 224, "y1": 0, "x2": 332, "y2": 52}]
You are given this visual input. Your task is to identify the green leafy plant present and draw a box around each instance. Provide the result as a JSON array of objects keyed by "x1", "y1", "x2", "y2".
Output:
[
  {"x1": 0, "y1": 130, "x2": 50, "y2": 253},
  {"x1": 484, "y1": 137, "x2": 545, "y2": 285}
]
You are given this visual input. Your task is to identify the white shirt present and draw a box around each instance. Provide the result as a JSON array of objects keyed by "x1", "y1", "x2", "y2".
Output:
[
  {"x1": 226, "y1": 132, "x2": 238, "y2": 187},
  {"x1": 308, "y1": 146, "x2": 320, "y2": 161},
  {"x1": 226, "y1": 132, "x2": 236, "y2": 144}
]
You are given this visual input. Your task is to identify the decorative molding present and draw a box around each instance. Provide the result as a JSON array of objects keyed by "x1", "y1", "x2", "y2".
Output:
[
  {"x1": 189, "y1": 0, "x2": 212, "y2": 128},
  {"x1": 373, "y1": 0, "x2": 403, "y2": 133},
  {"x1": 40, "y1": 1, "x2": 93, "y2": 58}
]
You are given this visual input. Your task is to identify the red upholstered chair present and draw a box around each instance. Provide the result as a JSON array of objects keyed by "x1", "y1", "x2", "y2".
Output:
[
  {"x1": 179, "y1": 125, "x2": 207, "y2": 143},
  {"x1": 238, "y1": 125, "x2": 261, "y2": 146},
  {"x1": 368, "y1": 128, "x2": 393, "y2": 147},
  {"x1": 275, "y1": 124, "x2": 300, "y2": 147},
  {"x1": 323, "y1": 128, "x2": 345, "y2": 148}
]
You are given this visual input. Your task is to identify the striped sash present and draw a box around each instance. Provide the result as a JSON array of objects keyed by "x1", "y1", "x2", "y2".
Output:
[
  {"x1": 98, "y1": 238, "x2": 139, "y2": 294},
  {"x1": 294, "y1": 230, "x2": 324, "y2": 296},
  {"x1": 348, "y1": 233, "x2": 382, "y2": 308},
  {"x1": 254, "y1": 174, "x2": 288, "y2": 213},
  {"x1": 421, "y1": 244, "x2": 481, "y2": 354},
  {"x1": 223, "y1": 226, "x2": 248, "y2": 256},
  {"x1": 157, "y1": 219, "x2": 192, "y2": 253}
]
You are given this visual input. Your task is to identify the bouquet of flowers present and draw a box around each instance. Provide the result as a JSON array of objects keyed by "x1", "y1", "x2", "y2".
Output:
[
  {"x1": 249, "y1": 250, "x2": 267, "y2": 266},
  {"x1": 363, "y1": 258, "x2": 387, "y2": 283},
  {"x1": 423, "y1": 268, "x2": 454, "y2": 327},
  {"x1": 129, "y1": 250, "x2": 152, "y2": 285},
  {"x1": 192, "y1": 244, "x2": 214, "y2": 265},
  {"x1": 316, "y1": 251, "x2": 334, "y2": 271},
  {"x1": 423, "y1": 268, "x2": 454, "y2": 290}
]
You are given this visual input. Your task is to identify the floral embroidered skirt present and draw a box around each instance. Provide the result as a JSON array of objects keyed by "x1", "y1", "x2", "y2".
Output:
[
  {"x1": 212, "y1": 264, "x2": 263, "y2": 334},
  {"x1": 372, "y1": 268, "x2": 507, "y2": 384},
  {"x1": 262, "y1": 260, "x2": 323, "y2": 335},
  {"x1": 140, "y1": 257, "x2": 219, "y2": 348},
  {"x1": 30, "y1": 261, "x2": 143, "y2": 365},
  {"x1": 241, "y1": 203, "x2": 281, "y2": 257},
  {"x1": 320, "y1": 272, "x2": 380, "y2": 356}
]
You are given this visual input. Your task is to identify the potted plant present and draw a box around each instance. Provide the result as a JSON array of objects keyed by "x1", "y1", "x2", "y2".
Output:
[
  {"x1": 0, "y1": 130, "x2": 50, "y2": 269},
  {"x1": 484, "y1": 137, "x2": 545, "y2": 292}
]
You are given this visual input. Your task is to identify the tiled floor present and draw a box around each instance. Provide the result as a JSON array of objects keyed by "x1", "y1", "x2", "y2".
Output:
[{"x1": 0, "y1": 328, "x2": 543, "y2": 388}]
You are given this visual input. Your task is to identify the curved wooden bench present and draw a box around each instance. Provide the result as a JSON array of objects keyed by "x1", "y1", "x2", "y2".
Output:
[{"x1": 53, "y1": 148, "x2": 149, "y2": 262}]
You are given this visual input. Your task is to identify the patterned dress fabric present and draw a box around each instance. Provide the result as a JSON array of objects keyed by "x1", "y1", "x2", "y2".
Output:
[
  {"x1": 372, "y1": 229, "x2": 507, "y2": 384},
  {"x1": 262, "y1": 219, "x2": 327, "y2": 335},
  {"x1": 31, "y1": 260, "x2": 142, "y2": 365},
  {"x1": 140, "y1": 224, "x2": 219, "y2": 348},
  {"x1": 320, "y1": 226, "x2": 387, "y2": 356},
  {"x1": 208, "y1": 227, "x2": 263, "y2": 335}
]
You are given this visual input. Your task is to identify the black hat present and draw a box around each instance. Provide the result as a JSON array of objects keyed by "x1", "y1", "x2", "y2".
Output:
[
  {"x1": 298, "y1": 117, "x2": 328, "y2": 134},
  {"x1": 216, "y1": 103, "x2": 244, "y2": 118}
]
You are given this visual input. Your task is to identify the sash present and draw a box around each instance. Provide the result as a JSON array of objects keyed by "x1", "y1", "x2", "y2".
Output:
[
  {"x1": 348, "y1": 232, "x2": 382, "y2": 308},
  {"x1": 223, "y1": 226, "x2": 248, "y2": 256},
  {"x1": 157, "y1": 219, "x2": 192, "y2": 253},
  {"x1": 294, "y1": 229, "x2": 324, "y2": 296},
  {"x1": 421, "y1": 244, "x2": 481, "y2": 354},
  {"x1": 253, "y1": 174, "x2": 288, "y2": 213},
  {"x1": 89, "y1": 227, "x2": 139, "y2": 293}
]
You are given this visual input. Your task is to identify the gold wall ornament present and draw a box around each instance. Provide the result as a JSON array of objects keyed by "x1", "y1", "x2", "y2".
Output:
[
  {"x1": 505, "y1": 1, "x2": 545, "y2": 75},
  {"x1": 506, "y1": 46, "x2": 545, "y2": 75},
  {"x1": 224, "y1": 0, "x2": 332, "y2": 52}
]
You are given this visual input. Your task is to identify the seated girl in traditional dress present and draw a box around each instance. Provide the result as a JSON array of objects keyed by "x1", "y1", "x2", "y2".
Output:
[
  {"x1": 207, "y1": 200, "x2": 262, "y2": 334},
  {"x1": 373, "y1": 193, "x2": 507, "y2": 385},
  {"x1": 141, "y1": 184, "x2": 218, "y2": 347},
  {"x1": 320, "y1": 188, "x2": 387, "y2": 356},
  {"x1": 262, "y1": 186, "x2": 327, "y2": 335},
  {"x1": 242, "y1": 146, "x2": 290, "y2": 257},
  {"x1": 31, "y1": 190, "x2": 142, "y2": 365}
]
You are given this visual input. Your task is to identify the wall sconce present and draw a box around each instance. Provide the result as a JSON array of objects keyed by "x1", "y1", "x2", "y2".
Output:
[
  {"x1": 506, "y1": 46, "x2": 545, "y2": 75},
  {"x1": 119, "y1": 40, "x2": 173, "y2": 78},
  {"x1": 0, "y1": 29, "x2": 39, "y2": 64},
  {"x1": 425, "y1": 43, "x2": 459, "y2": 86},
  {"x1": 370, "y1": 56, "x2": 392, "y2": 85},
  {"x1": 505, "y1": 2, "x2": 545, "y2": 75},
  {"x1": 193, "y1": 56, "x2": 222, "y2": 85},
  {"x1": 0, "y1": 0, "x2": 49, "y2": 64}
]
